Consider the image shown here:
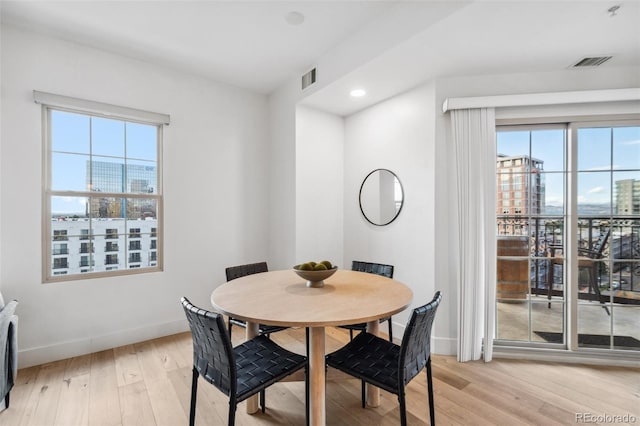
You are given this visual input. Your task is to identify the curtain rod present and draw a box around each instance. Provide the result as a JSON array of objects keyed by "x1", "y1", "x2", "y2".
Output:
[{"x1": 442, "y1": 88, "x2": 640, "y2": 113}]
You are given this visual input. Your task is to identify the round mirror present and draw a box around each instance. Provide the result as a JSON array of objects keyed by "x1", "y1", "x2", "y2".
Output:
[{"x1": 359, "y1": 169, "x2": 404, "y2": 226}]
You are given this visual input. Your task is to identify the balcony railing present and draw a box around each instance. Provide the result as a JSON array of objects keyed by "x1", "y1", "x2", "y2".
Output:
[{"x1": 497, "y1": 215, "x2": 640, "y2": 302}]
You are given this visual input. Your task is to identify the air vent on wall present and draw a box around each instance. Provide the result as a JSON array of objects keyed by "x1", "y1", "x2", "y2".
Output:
[
  {"x1": 301, "y1": 68, "x2": 316, "y2": 90},
  {"x1": 572, "y1": 56, "x2": 612, "y2": 67}
]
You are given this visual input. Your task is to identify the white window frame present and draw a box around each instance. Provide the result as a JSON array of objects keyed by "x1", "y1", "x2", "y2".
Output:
[{"x1": 37, "y1": 91, "x2": 168, "y2": 282}]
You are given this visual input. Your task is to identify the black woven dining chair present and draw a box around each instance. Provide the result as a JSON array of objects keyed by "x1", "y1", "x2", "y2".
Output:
[
  {"x1": 225, "y1": 262, "x2": 289, "y2": 338},
  {"x1": 181, "y1": 297, "x2": 307, "y2": 426},
  {"x1": 339, "y1": 260, "x2": 395, "y2": 342},
  {"x1": 326, "y1": 291, "x2": 442, "y2": 426}
]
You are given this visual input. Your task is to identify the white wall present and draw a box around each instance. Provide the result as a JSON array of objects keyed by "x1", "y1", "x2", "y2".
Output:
[
  {"x1": 0, "y1": 25, "x2": 270, "y2": 367},
  {"x1": 267, "y1": 80, "x2": 299, "y2": 270},
  {"x1": 343, "y1": 82, "x2": 437, "y2": 341},
  {"x1": 295, "y1": 106, "x2": 344, "y2": 265}
]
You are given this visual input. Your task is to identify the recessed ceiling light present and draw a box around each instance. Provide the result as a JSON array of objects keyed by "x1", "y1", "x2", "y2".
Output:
[
  {"x1": 350, "y1": 89, "x2": 366, "y2": 98},
  {"x1": 285, "y1": 11, "x2": 305, "y2": 25}
]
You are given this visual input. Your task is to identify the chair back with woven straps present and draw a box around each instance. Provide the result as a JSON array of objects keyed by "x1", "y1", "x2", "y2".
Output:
[
  {"x1": 225, "y1": 261, "x2": 268, "y2": 281},
  {"x1": 398, "y1": 291, "x2": 442, "y2": 386},
  {"x1": 352, "y1": 260, "x2": 394, "y2": 278},
  {"x1": 182, "y1": 297, "x2": 236, "y2": 397}
]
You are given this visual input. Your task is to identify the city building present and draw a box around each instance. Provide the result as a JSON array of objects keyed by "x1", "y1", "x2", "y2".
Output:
[
  {"x1": 50, "y1": 218, "x2": 157, "y2": 276},
  {"x1": 616, "y1": 178, "x2": 640, "y2": 215},
  {"x1": 496, "y1": 154, "x2": 545, "y2": 235}
]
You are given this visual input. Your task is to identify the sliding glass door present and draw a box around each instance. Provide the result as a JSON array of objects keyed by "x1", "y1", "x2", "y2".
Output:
[
  {"x1": 574, "y1": 122, "x2": 640, "y2": 351},
  {"x1": 495, "y1": 120, "x2": 640, "y2": 353}
]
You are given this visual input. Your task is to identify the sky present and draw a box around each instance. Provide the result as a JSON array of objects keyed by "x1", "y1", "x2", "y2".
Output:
[{"x1": 497, "y1": 125, "x2": 640, "y2": 213}]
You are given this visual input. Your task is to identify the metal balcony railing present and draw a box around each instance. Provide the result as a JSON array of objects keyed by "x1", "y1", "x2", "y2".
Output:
[{"x1": 497, "y1": 215, "x2": 640, "y2": 301}]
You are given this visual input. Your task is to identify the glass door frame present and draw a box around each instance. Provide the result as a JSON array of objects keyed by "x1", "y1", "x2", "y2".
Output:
[{"x1": 495, "y1": 116, "x2": 640, "y2": 357}]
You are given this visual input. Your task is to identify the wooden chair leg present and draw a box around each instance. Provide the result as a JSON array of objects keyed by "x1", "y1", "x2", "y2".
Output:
[
  {"x1": 427, "y1": 357, "x2": 435, "y2": 425},
  {"x1": 189, "y1": 367, "x2": 198, "y2": 426}
]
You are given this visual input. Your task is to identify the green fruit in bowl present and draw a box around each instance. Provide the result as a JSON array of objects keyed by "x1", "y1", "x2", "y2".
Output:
[
  {"x1": 319, "y1": 260, "x2": 332, "y2": 269},
  {"x1": 313, "y1": 263, "x2": 328, "y2": 271},
  {"x1": 298, "y1": 263, "x2": 313, "y2": 271},
  {"x1": 308, "y1": 261, "x2": 317, "y2": 267}
]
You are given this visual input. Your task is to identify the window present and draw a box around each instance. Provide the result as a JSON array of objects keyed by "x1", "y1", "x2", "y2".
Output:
[
  {"x1": 150, "y1": 239, "x2": 157, "y2": 250},
  {"x1": 105, "y1": 242, "x2": 119, "y2": 252},
  {"x1": 79, "y1": 256, "x2": 95, "y2": 268},
  {"x1": 80, "y1": 242, "x2": 94, "y2": 254},
  {"x1": 52, "y1": 243, "x2": 68, "y2": 255},
  {"x1": 53, "y1": 230, "x2": 68, "y2": 241},
  {"x1": 129, "y1": 253, "x2": 141, "y2": 263},
  {"x1": 53, "y1": 258, "x2": 68, "y2": 269},
  {"x1": 39, "y1": 91, "x2": 167, "y2": 282},
  {"x1": 512, "y1": 175, "x2": 523, "y2": 190}
]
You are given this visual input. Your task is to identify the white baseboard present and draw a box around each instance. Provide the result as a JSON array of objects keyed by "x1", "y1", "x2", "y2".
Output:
[
  {"x1": 433, "y1": 336, "x2": 457, "y2": 356},
  {"x1": 391, "y1": 321, "x2": 456, "y2": 356},
  {"x1": 18, "y1": 319, "x2": 189, "y2": 368}
]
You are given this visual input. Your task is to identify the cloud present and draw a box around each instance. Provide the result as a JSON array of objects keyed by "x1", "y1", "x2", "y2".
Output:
[
  {"x1": 588, "y1": 186, "x2": 604, "y2": 194},
  {"x1": 623, "y1": 139, "x2": 640, "y2": 145}
]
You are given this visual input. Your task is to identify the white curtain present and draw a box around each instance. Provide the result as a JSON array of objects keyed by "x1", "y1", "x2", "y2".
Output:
[{"x1": 451, "y1": 108, "x2": 496, "y2": 362}]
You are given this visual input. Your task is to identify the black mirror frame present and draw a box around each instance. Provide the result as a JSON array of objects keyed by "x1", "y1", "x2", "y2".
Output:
[{"x1": 358, "y1": 168, "x2": 404, "y2": 226}]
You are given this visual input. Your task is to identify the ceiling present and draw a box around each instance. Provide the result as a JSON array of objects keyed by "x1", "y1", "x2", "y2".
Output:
[{"x1": 2, "y1": 1, "x2": 639, "y2": 116}]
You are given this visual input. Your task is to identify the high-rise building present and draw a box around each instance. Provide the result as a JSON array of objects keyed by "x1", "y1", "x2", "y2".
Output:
[
  {"x1": 496, "y1": 154, "x2": 545, "y2": 215},
  {"x1": 615, "y1": 178, "x2": 640, "y2": 215},
  {"x1": 496, "y1": 154, "x2": 545, "y2": 235},
  {"x1": 88, "y1": 160, "x2": 157, "y2": 194},
  {"x1": 87, "y1": 160, "x2": 157, "y2": 219}
]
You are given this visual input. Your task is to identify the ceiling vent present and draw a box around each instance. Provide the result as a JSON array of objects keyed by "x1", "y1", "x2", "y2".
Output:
[
  {"x1": 572, "y1": 56, "x2": 612, "y2": 67},
  {"x1": 301, "y1": 68, "x2": 316, "y2": 90}
]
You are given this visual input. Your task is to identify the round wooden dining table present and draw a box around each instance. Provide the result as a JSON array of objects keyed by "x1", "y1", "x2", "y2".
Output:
[{"x1": 211, "y1": 268, "x2": 413, "y2": 426}]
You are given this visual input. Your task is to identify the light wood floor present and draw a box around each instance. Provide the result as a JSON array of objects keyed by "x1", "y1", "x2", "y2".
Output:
[{"x1": 1, "y1": 327, "x2": 639, "y2": 426}]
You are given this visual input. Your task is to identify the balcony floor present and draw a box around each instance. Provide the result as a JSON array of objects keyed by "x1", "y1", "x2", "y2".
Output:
[{"x1": 497, "y1": 295, "x2": 640, "y2": 350}]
